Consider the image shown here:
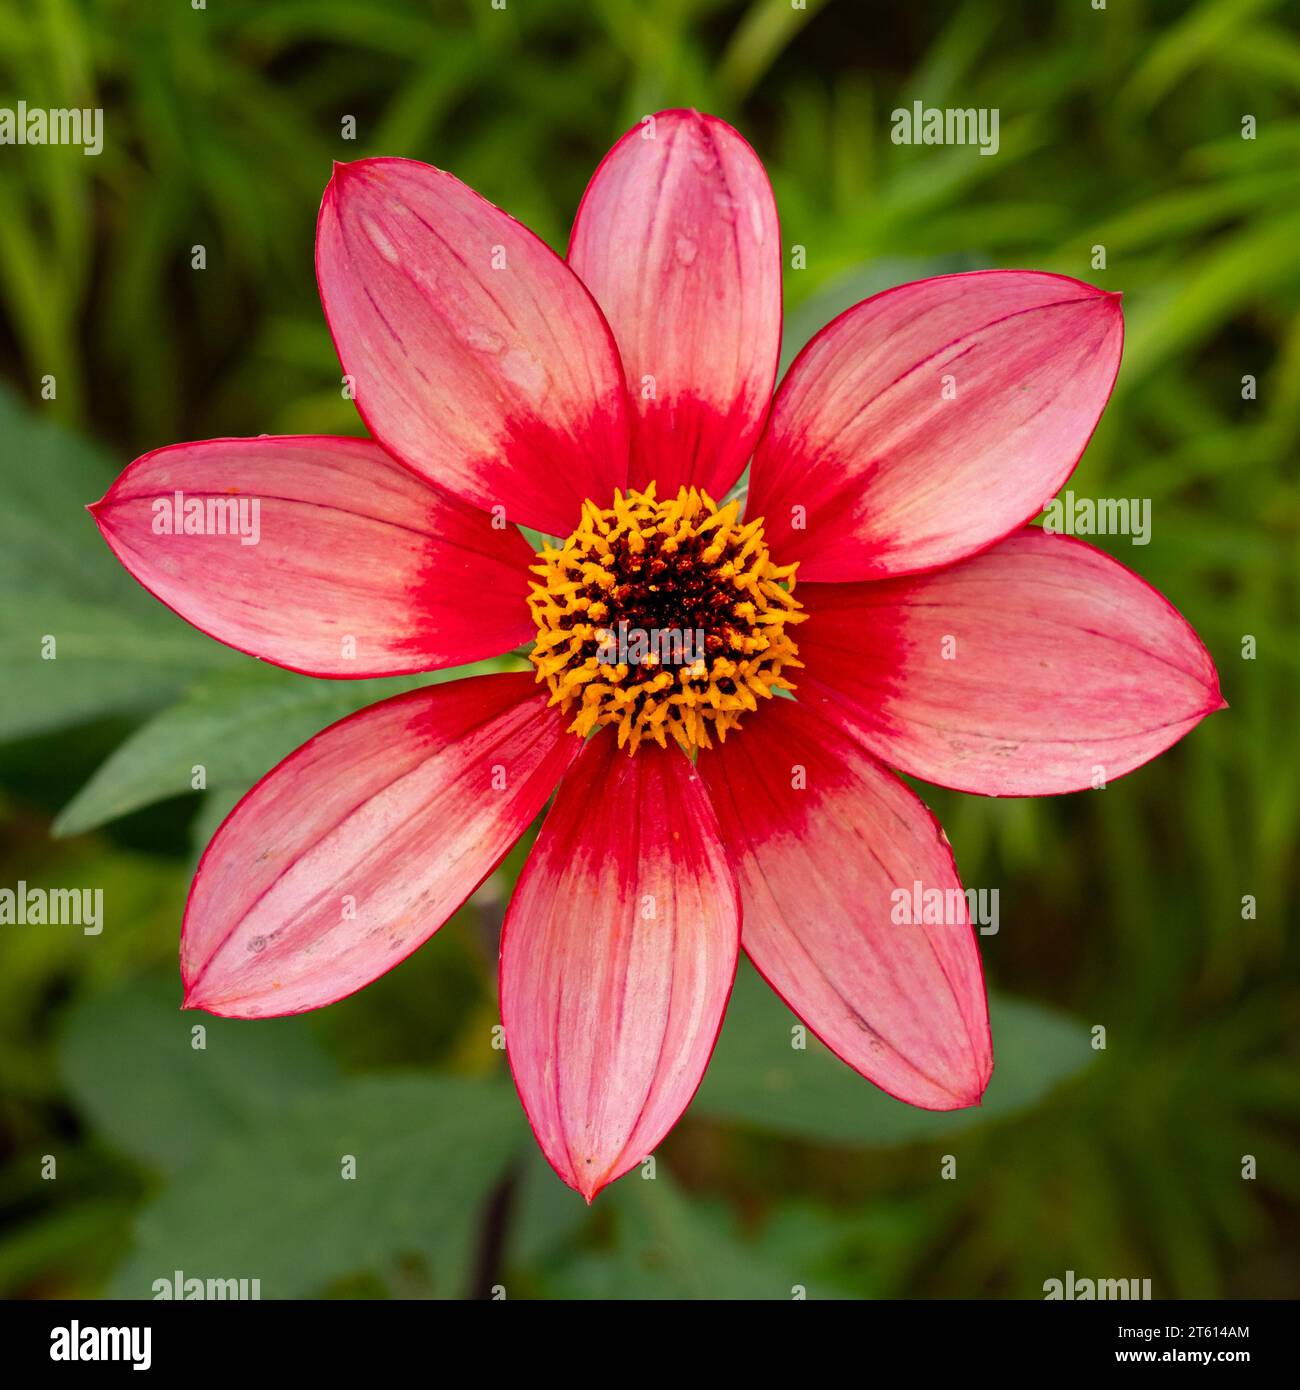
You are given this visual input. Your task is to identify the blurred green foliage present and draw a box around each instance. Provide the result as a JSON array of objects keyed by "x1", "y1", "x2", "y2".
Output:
[{"x1": 0, "y1": 0, "x2": 1296, "y2": 1298}]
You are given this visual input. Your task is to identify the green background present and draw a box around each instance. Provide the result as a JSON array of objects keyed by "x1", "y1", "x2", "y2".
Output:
[{"x1": 0, "y1": 0, "x2": 1296, "y2": 1299}]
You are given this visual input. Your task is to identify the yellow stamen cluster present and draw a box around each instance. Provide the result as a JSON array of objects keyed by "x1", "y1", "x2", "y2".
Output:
[{"x1": 528, "y1": 483, "x2": 805, "y2": 755}]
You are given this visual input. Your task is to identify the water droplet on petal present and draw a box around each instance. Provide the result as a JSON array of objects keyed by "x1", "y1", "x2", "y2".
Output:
[
  {"x1": 713, "y1": 192, "x2": 738, "y2": 223},
  {"x1": 463, "y1": 324, "x2": 505, "y2": 354},
  {"x1": 410, "y1": 263, "x2": 440, "y2": 296},
  {"x1": 361, "y1": 215, "x2": 400, "y2": 265},
  {"x1": 673, "y1": 235, "x2": 698, "y2": 267},
  {"x1": 748, "y1": 197, "x2": 766, "y2": 245},
  {"x1": 500, "y1": 347, "x2": 547, "y2": 396}
]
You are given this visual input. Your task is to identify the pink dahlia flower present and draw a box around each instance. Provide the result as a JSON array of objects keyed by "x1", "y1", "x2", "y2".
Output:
[{"x1": 91, "y1": 110, "x2": 1224, "y2": 1200}]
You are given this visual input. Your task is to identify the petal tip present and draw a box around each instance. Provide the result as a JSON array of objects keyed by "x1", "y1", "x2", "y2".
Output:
[
  {"x1": 935, "y1": 1033, "x2": 993, "y2": 1111},
  {"x1": 956, "y1": 1057, "x2": 993, "y2": 1110},
  {"x1": 326, "y1": 158, "x2": 388, "y2": 194},
  {"x1": 577, "y1": 1166, "x2": 615, "y2": 1203},
  {"x1": 180, "y1": 960, "x2": 210, "y2": 1013},
  {"x1": 1198, "y1": 673, "x2": 1228, "y2": 717},
  {"x1": 947, "y1": 1073, "x2": 991, "y2": 1111}
]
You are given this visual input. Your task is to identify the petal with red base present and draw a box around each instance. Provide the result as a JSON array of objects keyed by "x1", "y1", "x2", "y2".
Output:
[
  {"x1": 749, "y1": 270, "x2": 1124, "y2": 580},
  {"x1": 500, "y1": 736, "x2": 740, "y2": 1200},
  {"x1": 317, "y1": 157, "x2": 629, "y2": 535},
  {"x1": 182, "y1": 672, "x2": 578, "y2": 1017},
  {"x1": 568, "y1": 108, "x2": 781, "y2": 498},
  {"x1": 91, "y1": 435, "x2": 535, "y2": 677},
  {"x1": 797, "y1": 529, "x2": 1225, "y2": 796},
  {"x1": 698, "y1": 697, "x2": 992, "y2": 1110}
]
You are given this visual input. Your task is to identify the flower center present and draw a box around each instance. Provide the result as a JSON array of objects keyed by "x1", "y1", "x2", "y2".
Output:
[{"x1": 528, "y1": 483, "x2": 805, "y2": 754}]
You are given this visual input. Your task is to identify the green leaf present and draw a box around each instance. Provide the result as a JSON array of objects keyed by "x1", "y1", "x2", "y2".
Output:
[
  {"x1": 106, "y1": 1074, "x2": 525, "y2": 1299},
  {"x1": 543, "y1": 1168, "x2": 841, "y2": 1300},
  {"x1": 505, "y1": 1149, "x2": 592, "y2": 1271},
  {"x1": 0, "y1": 598, "x2": 234, "y2": 744},
  {"x1": 692, "y1": 962, "x2": 1094, "y2": 1146},
  {"x1": 186, "y1": 786, "x2": 243, "y2": 879},
  {"x1": 53, "y1": 658, "x2": 518, "y2": 837},
  {"x1": 716, "y1": 0, "x2": 829, "y2": 102},
  {"x1": 0, "y1": 1200, "x2": 136, "y2": 1299},
  {"x1": 0, "y1": 387, "x2": 234, "y2": 741},
  {"x1": 59, "y1": 974, "x2": 337, "y2": 1175}
]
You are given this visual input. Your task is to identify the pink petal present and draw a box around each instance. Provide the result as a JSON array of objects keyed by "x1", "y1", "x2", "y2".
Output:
[
  {"x1": 91, "y1": 435, "x2": 535, "y2": 677},
  {"x1": 698, "y1": 697, "x2": 992, "y2": 1109},
  {"x1": 748, "y1": 270, "x2": 1124, "y2": 580},
  {"x1": 568, "y1": 109, "x2": 781, "y2": 497},
  {"x1": 798, "y1": 528, "x2": 1225, "y2": 796},
  {"x1": 500, "y1": 735, "x2": 739, "y2": 1200},
  {"x1": 183, "y1": 672, "x2": 578, "y2": 1017},
  {"x1": 317, "y1": 157, "x2": 629, "y2": 536}
]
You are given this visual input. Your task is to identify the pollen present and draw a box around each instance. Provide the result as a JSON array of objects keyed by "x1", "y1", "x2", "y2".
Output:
[{"x1": 528, "y1": 483, "x2": 806, "y2": 755}]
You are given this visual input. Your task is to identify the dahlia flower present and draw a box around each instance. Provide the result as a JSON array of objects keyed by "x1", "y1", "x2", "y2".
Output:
[{"x1": 91, "y1": 109, "x2": 1224, "y2": 1199}]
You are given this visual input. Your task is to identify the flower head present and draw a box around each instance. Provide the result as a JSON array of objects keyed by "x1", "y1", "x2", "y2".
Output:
[
  {"x1": 91, "y1": 110, "x2": 1224, "y2": 1200},
  {"x1": 528, "y1": 483, "x2": 804, "y2": 754}
]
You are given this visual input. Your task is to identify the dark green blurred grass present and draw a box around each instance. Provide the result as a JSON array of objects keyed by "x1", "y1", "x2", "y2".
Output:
[{"x1": 0, "y1": 0, "x2": 1296, "y2": 1298}]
